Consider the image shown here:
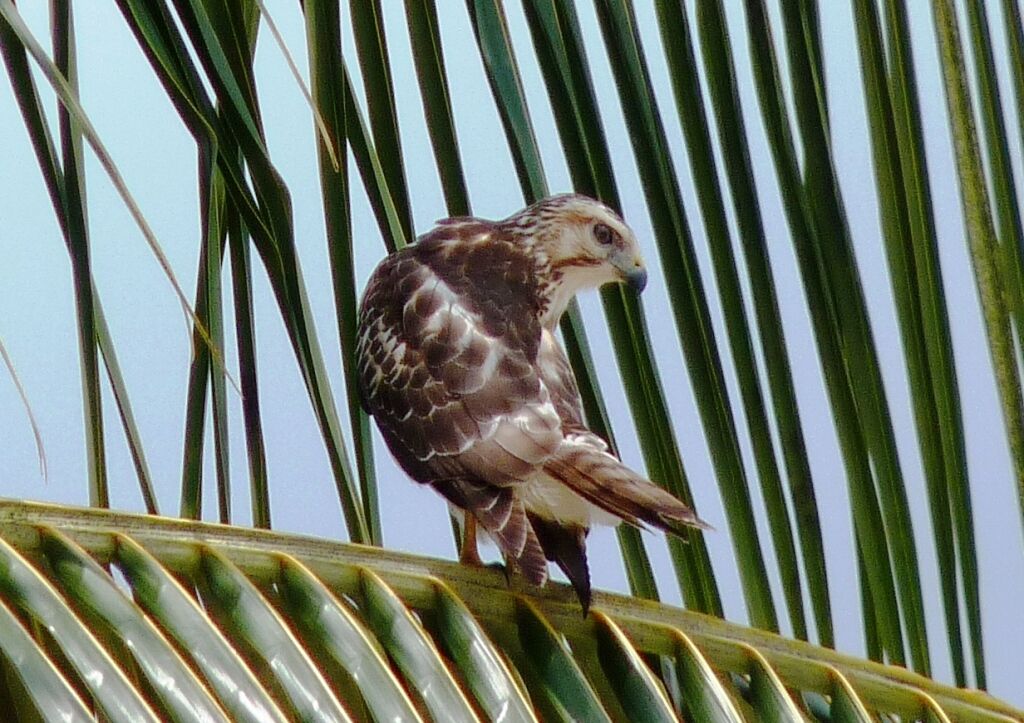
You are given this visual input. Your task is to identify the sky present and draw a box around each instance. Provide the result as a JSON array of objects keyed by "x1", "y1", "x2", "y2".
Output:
[{"x1": 1, "y1": 0, "x2": 1023, "y2": 708}]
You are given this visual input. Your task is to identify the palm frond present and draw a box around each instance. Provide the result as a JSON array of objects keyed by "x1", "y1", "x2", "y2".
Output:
[{"x1": 0, "y1": 500, "x2": 1016, "y2": 721}]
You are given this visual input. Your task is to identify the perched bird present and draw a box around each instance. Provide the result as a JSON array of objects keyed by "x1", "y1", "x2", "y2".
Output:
[{"x1": 356, "y1": 194, "x2": 709, "y2": 613}]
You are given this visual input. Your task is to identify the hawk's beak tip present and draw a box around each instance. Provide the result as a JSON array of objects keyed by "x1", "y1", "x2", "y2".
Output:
[{"x1": 626, "y1": 267, "x2": 648, "y2": 293}]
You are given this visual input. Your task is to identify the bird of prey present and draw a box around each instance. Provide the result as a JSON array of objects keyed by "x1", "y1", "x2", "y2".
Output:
[{"x1": 356, "y1": 194, "x2": 708, "y2": 612}]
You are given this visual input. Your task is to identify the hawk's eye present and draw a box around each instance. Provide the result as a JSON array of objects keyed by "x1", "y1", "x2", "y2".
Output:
[{"x1": 593, "y1": 223, "x2": 616, "y2": 246}]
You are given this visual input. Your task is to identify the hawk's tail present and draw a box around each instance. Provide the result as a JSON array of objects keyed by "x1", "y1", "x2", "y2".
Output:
[
  {"x1": 529, "y1": 512, "x2": 591, "y2": 615},
  {"x1": 543, "y1": 442, "x2": 711, "y2": 536}
]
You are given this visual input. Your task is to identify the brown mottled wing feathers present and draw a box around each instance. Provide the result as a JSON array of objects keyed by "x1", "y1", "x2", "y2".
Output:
[
  {"x1": 357, "y1": 224, "x2": 559, "y2": 575},
  {"x1": 429, "y1": 477, "x2": 545, "y2": 583}
]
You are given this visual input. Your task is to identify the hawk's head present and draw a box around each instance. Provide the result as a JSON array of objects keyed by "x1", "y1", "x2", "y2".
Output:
[{"x1": 501, "y1": 194, "x2": 648, "y2": 327}]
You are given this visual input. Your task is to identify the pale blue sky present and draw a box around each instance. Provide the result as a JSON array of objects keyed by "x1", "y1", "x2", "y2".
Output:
[{"x1": 1, "y1": 0, "x2": 1022, "y2": 706}]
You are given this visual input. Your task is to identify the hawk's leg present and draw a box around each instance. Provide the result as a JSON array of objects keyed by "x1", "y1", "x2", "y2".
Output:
[{"x1": 459, "y1": 515, "x2": 484, "y2": 566}]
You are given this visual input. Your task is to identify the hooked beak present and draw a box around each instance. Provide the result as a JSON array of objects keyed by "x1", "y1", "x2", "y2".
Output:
[
  {"x1": 612, "y1": 249, "x2": 648, "y2": 293},
  {"x1": 625, "y1": 266, "x2": 648, "y2": 293}
]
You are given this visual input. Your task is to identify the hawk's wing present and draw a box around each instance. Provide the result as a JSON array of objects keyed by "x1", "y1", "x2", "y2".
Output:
[{"x1": 356, "y1": 226, "x2": 558, "y2": 582}]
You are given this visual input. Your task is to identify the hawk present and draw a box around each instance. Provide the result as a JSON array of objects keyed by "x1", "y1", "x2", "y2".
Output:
[{"x1": 356, "y1": 194, "x2": 708, "y2": 612}]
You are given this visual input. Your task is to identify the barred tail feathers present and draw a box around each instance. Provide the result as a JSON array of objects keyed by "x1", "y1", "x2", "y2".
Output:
[{"x1": 542, "y1": 441, "x2": 711, "y2": 535}]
